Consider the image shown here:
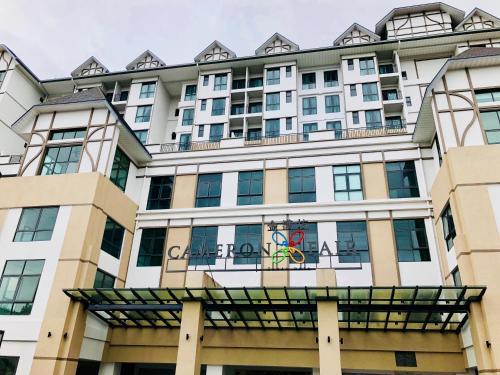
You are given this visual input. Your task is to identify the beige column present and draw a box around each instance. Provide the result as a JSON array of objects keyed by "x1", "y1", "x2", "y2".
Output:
[
  {"x1": 262, "y1": 224, "x2": 288, "y2": 286},
  {"x1": 161, "y1": 227, "x2": 192, "y2": 288},
  {"x1": 172, "y1": 175, "x2": 197, "y2": 209},
  {"x1": 317, "y1": 301, "x2": 342, "y2": 375},
  {"x1": 368, "y1": 220, "x2": 400, "y2": 286},
  {"x1": 362, "y1": 163, "x2": 388, "y2": 199},
  {"x1": 264, "y1": 169, "x2": 287, "y2": 204},
  {"x1": 175, "y1": 301, "x2": 205, "y2": 375}
]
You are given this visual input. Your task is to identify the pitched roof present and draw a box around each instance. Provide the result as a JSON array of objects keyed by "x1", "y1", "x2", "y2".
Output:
[
  {"x1": 44, "y1": 87, "x2": 106, "y2": 105},
  {"x1": 333, "y1": 23, "x2": 380, "y2": 46},
  {"x1": 455, "y1": 7, "x2": 500, "y2": 31},
  {"x1": 194, "y1": 40, "x2": 236, "y2": 62},
  {"x1": 126, "y1": 50, "x2": 166, "y2": 70},
  {"x1": 255, "y1": 32, "x2": 299, "y2": 56},
  {"x1": 71, "y1": 56, "x2": 109, "y2": 78},
  {"x1": 452, "y1": 46, "x2": 500, "y2": 60}
]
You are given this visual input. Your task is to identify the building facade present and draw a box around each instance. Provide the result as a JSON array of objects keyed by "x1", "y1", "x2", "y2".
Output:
[{"x1": 0, "y1": 3, "x2": 500, "y2": 375}]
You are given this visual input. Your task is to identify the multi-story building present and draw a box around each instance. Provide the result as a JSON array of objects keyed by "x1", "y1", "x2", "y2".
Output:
[{"x1": 1, "y1": 3, "x2": 500, "y2": 374}]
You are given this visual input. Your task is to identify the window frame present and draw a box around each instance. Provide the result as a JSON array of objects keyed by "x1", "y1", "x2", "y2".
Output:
[
  {"x1": 237, "y1": 171, "x2": 263, "y2": 206},
  {"x1": 325, "y1": 95, "x2": 340, "y2": 113},
  {"x1": 266, "y1": 93, "x2": 280, "y2": 111},
  {"x1": 39, "y1": 144, "x2": 82, "y2": 176},
  {"x1": 189, "y1": 226, "x2": 218, "y2": 266},
  {"x1": 136, "y1": 228, "x2": 166, "y2": 267},
  {"x1": 324, "y1": 70, "x2": 338, "y2": 87},
  {"x1": 265, "y1": 119, "x2": 280, "y2": 138},
  {"x1": 211, "y1": 98, "x2": 226, "y2": 116},
  {"x1": 386, "y1": 161, "x2": 420, "y2": 199},
  {"x1": 337, "y1": 221, "x2": 370, "y2": 263},
  {"x1": 147, "y1": 176, "x2": 174, "y2": 210},
  {"x1": 196, "y1": 173, "x2": 222, "y2": 207},
  {"x1": 182, "y1": 108, "x2": 195, "y2": 125},
  {"x1": 139, "y1": 82, "x2": 156, "y2": 99},
  {"x1": 302, "y1": 72, "x2": 316, "y2": 90},
  {"x1": 441, "y1": 203, "x2": 456, "y2": 251},
  {"x1": 266, "y1": 68, "x2": 280, "y2": 85},
  {"x1": 234, "y1": 224, "x2": 262, "y2": 264},
  {"x1": 135, "y1": 105, "x2": 152, "y2": 123},
  {"x1": 93, "y1": 269, "x2": 115, "y2": 288},
  {"x1": 109, "y1": 147, "x2": 131, "y2": 191},
  {"x1": 214, "y1": 73, "x2": 228, "y2": 91},
  {"x1": 359, "y1": 57, "x2": 376, "y2": 75},
  {"x1": 101, "y1": 217, "x2": 125, "y2": 259},
  {"x1": 302, "y1": 97, "x2": 317, "y2": 115},
  {"x1": 333, "y1": 165, "x2": 363, "y2": 201},
  {"x1": 362, "y1": 83, "x2": 379, "y2": 102},
  {"x1": 393, "y1": 219, "x2": 431, "y2": 262},
  {"x1": 184, "y1": 84, "x2": 197, "y2": 101},
  {"x1": 365, "y1": 110, "x2": 382, "y2": 128},
  {"x1": 14, "y1": 207, "x2": 59, "y2": 242},
  {"x1": 288, "y1": 167, "x2": 316, "y2": 203}
]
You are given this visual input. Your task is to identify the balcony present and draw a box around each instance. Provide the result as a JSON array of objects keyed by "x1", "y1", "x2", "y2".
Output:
[
  {"x1": 382, "y1": 89, "x2": 404, "y2": 112},
  {"x1": 379, "y1": 64, "x2": 399, "y2": 85}
]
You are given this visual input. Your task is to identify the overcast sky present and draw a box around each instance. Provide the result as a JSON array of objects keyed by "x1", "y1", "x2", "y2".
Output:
[{"x1": 1, "y1": 0, "x2": 499, "y2": 79}]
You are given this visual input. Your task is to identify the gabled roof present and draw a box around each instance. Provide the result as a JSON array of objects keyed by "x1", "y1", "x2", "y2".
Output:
[
  {"x1": 333, "y1": 23, "x2": 380, "y2": 46},
  {"x1": 194, "y1": 40, "x2": 236, "y2": 63},
  {"x1": 455, "y1": 8, "x2": 500, "y2": 31},
  {"x1": 375, "y1": 2, "x2": 465, "y2": 36},
  {"x1": 71, "y1": 56, "x2": 109, "y2": 78},
  {"x1": 126, "y1": 50, "x2": 166, "y2": 70},
  {"x1": 255, "y1": 32, "x2": 299, "y2": 56}
]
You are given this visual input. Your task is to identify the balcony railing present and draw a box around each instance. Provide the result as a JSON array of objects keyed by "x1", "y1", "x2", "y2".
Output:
[{"x1": 160, "y1": 141, "x2": 220, "y2": 153}]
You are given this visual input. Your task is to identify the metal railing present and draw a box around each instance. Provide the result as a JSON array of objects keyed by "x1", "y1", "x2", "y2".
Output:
[{"x1": 160, "y1": 140, "x2": 221, "y2": 153}]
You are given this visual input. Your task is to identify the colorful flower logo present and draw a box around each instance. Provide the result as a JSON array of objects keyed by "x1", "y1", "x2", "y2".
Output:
[{"x1": 271, "y1": 228, "x2": 306, "y2": 265}]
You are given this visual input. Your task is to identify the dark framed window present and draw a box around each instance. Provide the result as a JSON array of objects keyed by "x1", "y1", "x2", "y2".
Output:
[
  {"x1": 232, "y1": 79, "x2": 246, "y2": 90},
  {"x1": 475, "y1": 88, "x2": 500, "y2": 103},
  {"x1": 211, "y1": 98, "x2": 226, "y2": 116},
  {"x1": 196, "y1": 173, "x2": 222, "y2": 207},
  {"x1": 290, "y1": 222, "x2": 318, "y2": 264},
  {"x1": 288, "y1": 167, "x2": 316, "y2": 203},
  {"x1": 110, "y1": 148, "x2": 130, "y2": 191},
  {"x1": 203, "y1": 75, "x2": 209, "y2": 86},
  {"x1": 118, "y1": 90, "x2": 129, "y2": 102},
  {"x1": 265, "y1": 119, "x2": 280, "y2": 137},
  {"x1": 209, "y1": 124, "x2": 224, "y2": 142},
  {"x1": 182, "y1": 108, "x2": 195, "y2": 125},
  {"x1": 14, "y1": 207, "x2": 58, "y2": 242},
  {"x1": 214, "y1": 74, "x2": 228, "y2": 91},
  {"x1": 200, "y1": 99, "x2": 207, "y2": 111},
  {"x1": 337, "y1": 221, "x2": 369, "y2": 263},
  {"x1": 379, "y1": 64, "x2": 394, "y2": 74},
  {"x1": 286, "y1": 117, "x2": 292, "y2": 130},
  {"x1": 93, "y1": 269, "x2": 115, "y2": 288},
  {"x1": 324, "y1": 70, "x2": 338, "y2": 87},
  {"x1": 302, "y1": 72, "x2": 316, "y2": 89},
  {"x1": 135, "y1": 105, "x2": 152, "y2": 122},
  {"x1": 286, "y1": 66, "x2": 292, "y2": 77},
  {"x1": 50, "y1": 128, "x2": 86, "y2": 140},
  {"x1": 179, "y1": 134, "x2": 191, "y2": 151},
  {"x1": 386, "y1": 116, "x2": 403, "y2": 129},
  {"x1": 386, "y1": 161, "x2": 420, "y2": 198},
  {"x1": 382, "y1": 89, "x2": 398, "y2": 101},
  {"x1": 359, "y1": 57, "x2": 376, "y2": 75},
  {"x1": 231, "y1": 103, "x2": 244, "y2": 115},
  {"x1": 198, "y1": 125, "x2": 205, "y2": 137},
  {"x1": 401, "y1": 71, "x2": 408, "y2": 80},
  {"x1": 101, "y1": 218, "x2": 124, "y2": 258},
  {"x1": 266, "y1": 68, "x2": 280, "y2": 85},
  {"x1": 441, "y1": 203, "x2": 456, "y2": 251},
  {"x1": 0, "y1": 356, "x2": 19, "y2": 375},
  {"x1": 0, "y1": 71, "x2": 6, "y2": 86},
  {"x1": 189, "y1": 226, "x2": 218, "y2": 266},
  {"x1": 303, "y1": 123, "x2": 318, "y2": 141},
  {"x1": 249, "y1": 77, "x2": 263, "y2": 87},
  {"x1": 266, "y1": 93, "x2": 280, "y2": 111},
  {"x1": 327, "y1": 121, "x2": 342, "y2": 138},
  {"x1": 333, "y1": 165, "x2": 363, "y2": 201},
  {"x1": 325, "y1": 95, "x2": 340, "y2": 113},
  {"x1": 140, "y1": 82, "x2": 156, "y2": 99},
  {"x1": 40, "y1": 145, "x2": 82, "y2": 175},
  {"x1": 286, "y1": 91, "x2": 292, "y2": 103},
  {"x1": 0, "y1": 259, "x2": 44, "y2": 315},
  {"x1": 137, "y1": 228, "x2": 166, "y2": 267},
  {"x1": 451, "y1": 267, "x2": 462, "y2": 287},
  {"x1": 362, "y1": 83, "x2": 379, "y2": 102},
  {"x1": 237, "y1": 171, "x2": 263, "y2": 205},
  {"x1": 184, "y1": 85, "x2": 197, "y2": 101},
  {"x1": 302, "y1": 97, "x2": 317, "y2": 115},
  {"x1": 480, "y1": 111, "x2": 500, "y2": 144},
  {"x1": 365, "y1": 110, "x2": 382, "y2": 128},
  {"x1": 134, "y1": 130, "x2": 148, "y2": 145},
  {"x1": 147, "y1": 176, "x2": 174, "y2": 210},
  {"x1": 248, "y1": 102, "x2": 262, "y2": 113},
  {"x1": 234, "y1": 224, "x2": 262, "y2": 264},
  {"x1": 393, "y1": 219, "x2": 430, "y2": 262},
  {"x1": 247, "y1": 128, "x2": 262, "y2": 141},
  {"x1": 352, "y1": 112, "x2": 359, "y2": 124},
  {"x1": 406, "y1": 96, "x2": 412, "y2": 106},
  {"x1": 350, "y1": 84, "x2": 357, "y2": 96},
  {"x1": 347, "y1": 59, "x2": 354, "y2": 71}
]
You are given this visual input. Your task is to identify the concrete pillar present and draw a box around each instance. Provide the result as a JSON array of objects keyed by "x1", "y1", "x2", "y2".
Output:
[
  {"x1": 317, "y1": 301, "x2": 342, "y2": 375},
  {"x1": 368, "y1": 220, "x2": 400, "y2": 286},
  {"x1": 98, "y1": 363, "x2": 121, "y2": 375},
  {"x1": 175, "y1": 301, "x2": 205, "y2": 375}
]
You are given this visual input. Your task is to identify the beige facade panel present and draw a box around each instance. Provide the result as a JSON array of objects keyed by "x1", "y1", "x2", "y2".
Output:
[
  {"x1": 368, "y1": 220, "x2": 400, "y2": 286},
  {"x1": 264, "y1": 168, "x2": 287, "y2": 204},
  {"x1": 171, "y1": 175, "x2": 197, "y2": 209},
  {"x1": 362, "y1": 163, "x2": 388, "y2": 199}
]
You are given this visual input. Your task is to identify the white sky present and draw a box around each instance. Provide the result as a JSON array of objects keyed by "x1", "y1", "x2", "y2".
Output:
[{"x1": 1, "y1": 0, "x2": 499, "y2": 79}]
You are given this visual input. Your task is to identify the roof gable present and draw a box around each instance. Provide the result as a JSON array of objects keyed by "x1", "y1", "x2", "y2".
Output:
[
  {"x1": 194, "y1": 40, "x2": 236, "y2": 63},
  {"x1": 71, "y1": 56, "x2": 109, "y2": 78},
  {"x1": 455, "y1": 8, "x2": 500, "y2": 31},
  {"x1": 334, "y1": 23, "x2": 380, "y2": 46},
  {"x1": 255, "y1": 33, "x2": 299, "y2": 56},
  {"x1": 126, "y1": 50, "x2": 166, "y2": 70}
]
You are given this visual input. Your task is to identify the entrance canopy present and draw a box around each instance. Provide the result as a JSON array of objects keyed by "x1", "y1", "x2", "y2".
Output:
[{"x1": 64, "y1": 286, "x2": 485, "y2": 333}]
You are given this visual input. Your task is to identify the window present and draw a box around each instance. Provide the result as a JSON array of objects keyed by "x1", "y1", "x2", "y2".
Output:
[
  {"x1": 324, "y1": 70, "x2": 338, "y2": 87},
  {"x1": 209, "y1": 124, "x2": 224, "y2": 142},
  {"x1": 352, "y1": 111, "x2": 360, "y2": 124},
  {"x1": 237, "y1": 171, "x2": 263, "y2": 205},
  {"x1": 290, "y1": 222, "x2": 318, "y2": 264},
  {"x1": 140, "y1": 82, "x2": 156, "y2": 99},
  {"x1": 248, "y1": 102, "x2": 262, "y2": 113},
  {"x1": 0, "y1": 260, "x2": 44, "y2": 315},
  {"x1": 203, "y1": 75, "x2": 209, "y2": 86},
  {"x1": 347, "y1": 59, "x2": 354, "y2": 71},
  {"x1": 386, "y1": 116, "x2": 403, "y2": 129},
  {"x1": 198, "y1": 125, "x2": 205, "y2": 137},
  {"x1": 135, "y1": 105, "x2": 152, "y2": 122},
  {"x1": 382, "y1": 89, "x2": 398, "y2": 101},
  {"x1": 303, "y1": 123, "x2": 318, "y2": 141},
  {"x1": 181, "y1": 108, "x2": 195, "y2": 125},
  {"x1": 405, "y1": 96, "x2": 412, "y2": 107},
  {"x1": 93, "y1": 269, "x2": 115, "y2": 288},
  {"x1": 476, "y1": 88, "x2": 500, "y2": 103},
  {"x1": 249, "y1": 77, "x2": 263, "y2": 88},
  {"x1": 196, "y1": 173, "x2": 222, "y2": 207},
  {"x1": 362, "y1": 83, "x2": 379, "y2": 102},
  {"x1": 286, "y1": 117, "x2": 292, "y2": 130},
  {"x1": 40, "y1": 145, "x2": 82, "y2": 175},
  {"x1": 393, "y1": 219, "x2": 430, "y2": 262},
  {"x1": 365, "y1": 110, "x2": 382, "y2": 128},
  {"x1": 231, "y1": 130, "x2": 243, "y2": 138},
  {"x1": 302, "y1": 97, "x2": 317, "y2": 115},
  {"x1": 247, "y1": 128, "x2": 262, "y2": 141},
  {"x1": 266, "y1": 68, "x2": 280, "y2": 85},
  {"x1": 14, "y1": 207, "x2": 58, "y2": 242},
  {"x1": 325, "y1": 95, "x2": 340, "y2": 113},
  {"x1": 288, "y1": 167, "x2": 316, "y2": 203},
  {"x1": 401, "y1": 71, "x2": 408, "y2": 80},
  {"x1": 379, "y1": 64, "x2": 394, "y2": 74},
  {"x1": 110, "y1": 148, "x2": 130, "y2": 191},
  {"x1": 101, "y1": 218, "x2": 124, "y2": 258},
  {"x1": 134, "y1": 130, "x2": 148, "y2": 145},
  {"x1": 231, "y1": 103, "x2": 244, "y2": 115},
  {"x1": 359, "y1": 57, "x2": 376, "y2": 75},
  {"x1": 451, "y1": 267, "x2": 462, "y2": 287},
  {"x1": 232, "y1": 79, "x2": 246, "y2": 90},
  {"x1": 350, "y1": 84, "x2": 357, "y2": 96},
  {"x1": 200, "y1": 99, "x2": 207, "y2": 111},
  {"x1": 337, "y1": 221, "x2": 369, "y2": 263},
  {"x1": 286, "y1": 66, "x2": 292, "y2": 78},
  {"x1": 327, "y1": 121, "x2": 342, "y2": 138},
  {"x1": 234, "y1": 224, "x2": 262, "y2": 264},
  {"x1": 211, "y1": 98, "x2": 226, "y2": 116},
  {"x1": 147, "y1": 176, "x2": 173, "y2": 210},
  {"x1": 184, "y1": 85, "x2": 197, "y2": 101},
  {"x1": 266, "y1": 93, "x2": 280, "y2": 111},
  {"x1": 137, "y1": 228, "x2": 166, "y2": 267},
  {"x1": 265, "y1": 119, "x2": 280, "y2": 138},
  {"x1": 286, "y1": 91, "x2": 292, "y2": 103},
  {"x1": 480, "y1": 111, "x2": 500, "y2": 144},
  {"x1": 174, "y1": 108, "x2": 179, "y2": 117},
  {"x1": 441, "y1": 204, "x2": 456, "y2": 251},
  {"x1": 179, "y1": 134, "x2": 192, "y2": 151},
  {"x1": 50, "y1": 128, "x2": 86, "y2": 140},
  {"x1": 0, "y1": 356, "x2": 19, "y2": 375},
  {"x1": 190, "y1": 226, "x2": 218, "y2": 266},
  {"x1": 333, "y1": 165, "x2": 362, "y2": 201},
  {"x1": 386, "y1": 161, "x2": 420, "y2": 198},
  {"x1": 0, "y1": 71, "x2": 6, "y2": 87},
  {"x1": 119, "y1": 90, "x2": 129, "y2": 102},
  {"x1": 302, "y1": 73, "x2": 316, "y2": 89},
  {"x1": 214, "y1": 74, "x2": 228, "y2": 91}
]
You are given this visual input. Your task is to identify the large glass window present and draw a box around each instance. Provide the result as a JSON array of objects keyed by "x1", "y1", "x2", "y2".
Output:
[
  {"x1": 0, "y1": 356, "x2": 19, "y2": 375},
  {"x1": 190, "y1": 226, "x2": 218, "y2": 266},
  {"x1": 135, "y1": 105, "x2": 152, "y2": 122},
  {"x1": 359, "y1": 57, "x2": 376, "y2": 75},
  {"x1": 234, "y1": 224, "x2": 262, "y2": 264},
  {"x1": 179, "y1": 134, "x2": 192, "y2": 151},
  {"x1": 441, "y1": 204, "x2": 456, "y2": 251},
  {"x1": 325, "y1": 95, "x2": 340, "y2": 113},
  {"x1": 184, "y1": 85, "x2": 197, "y2": 101},
  {"x1": 209, "y1": 124, "x2": 224, "y2": 142},
  {"x1": 196, "y1": 173, "x2": 222, "y2": 207},
  {"x1": 110, "y1": 148, "x2": 130, "y2": 191},
  {"x1": 101, "y1": 218, "x2": 124, "y2": 259},
  {"x1": 147, "y1": 176, "x2": 174, "y2": 210},
  {"x1": 333, "y1": 165, "x2": 363, "y2": 201},
  {"x1": 247, "y1": 128, "x2": 262, "y2": 141},
  {"x1": 232, "y1": 79, "x2": 246, "y2": 90},
  {"x1": 266, "y1": 68, "x2": 280, "y2": 85},
  {"x1": 303, "y1": 123, "x2": 318, "y2": 141},
  {"x1": 14, "y1": 207, "x2": 58, "y2": 242},
  {"x1": 265, "y1": 119, "x2": 280, "y2": 138},
  {"x1": 288, "y1": 167, "x2": 316, "y2": 203},
  {"x1": 324, "y1": 70, "x2": 338, "y2": 87},
  {"x1": 365, "y1": 110, "x2": 382, "y2": 128},
  {"x1": 290, "y1": 222, "x2": 318, "y2": 264},
  {"x1": 140, "y1": 82, "x2": 156, "y2": 99},
  {"x1": 302, "y1": 97, "x2": 317, "y2": 115},
  {"x1": 211, "y1": 99, "x2": 226, "y2": 116},
  {"x1": 475, "y1": 88, "x2": 500, "y2": 103},
  {"x1": 93, "y1": 269, "x2": 115, "y2": 288},
  {"x1": 480, "y1": 111, "x2": 500, "y2": 144},
  {"x1": 362, "y1": 83, "x2": 379, "y2": 102},
  {"x1": 237, "y1": 171, "x2": 263, "y2": 205},
  {"x1": 393, "y1": 219, "x2": 430, "y2": 262},
  {"x1": 266, "y1": 93, "x2": 280, "y2": 111},
  {"x1": 137, "y1": 228, "x2": 166, "y2": 267},
  {"x1": 182, "y1": 108, "x2": 195, "y2": 125},
  {"x1": 302, "y1": 73, "x2": 316, "y2": 89},
  {"x1": 50, "y1": 128, "x2": 86, "y2": 140},
  {"x1": 337, "y1": 221, "x2": 369, "y2": 263},
  {"x1": 249, "y1": 77, "x2": 263, "y2": 88},
  {"x1": 386, "y1": 116, "x2": 403, "y2": 129},
  {"x1": 386, "y1": 161, "x2": 420, "y2": 198},
  {"x1": 0, "y1": 260, "x2": 44, "y2": 315},
  {"x1": 40, "y1": 145, "x2": 82, "y2": 175},
  {"x1": 248, "y1": 102, "x2": 262, "y2": 113},
  {"x1": 214, "y1": 74, "x2": 227, "y2": 91},
  {"x1": 231, "y1": 103, "x2": 244, "y2": 115},
  {"x1": 134, "y1": 130, "x2": 148, "y2": 145}
]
